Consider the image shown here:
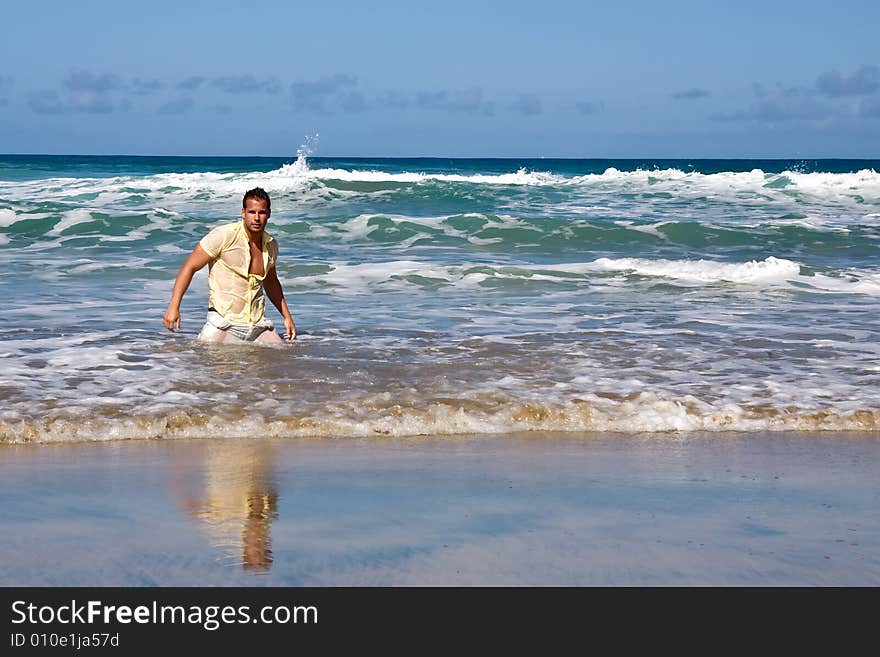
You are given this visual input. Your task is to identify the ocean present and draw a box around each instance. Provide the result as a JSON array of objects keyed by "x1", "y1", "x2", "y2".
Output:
[{"x1": 1, "y1": 154, "x2": 878, "y2": 443}]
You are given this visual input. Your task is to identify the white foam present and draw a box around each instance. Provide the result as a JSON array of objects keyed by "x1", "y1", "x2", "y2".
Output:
[
  {"x1": 295, "y1": 260, "x2": 450, "y2": 293},
  {"x1": 761, "y1": 217, "x2": 852, "y2": 233},
  {"x1": 336, "y1": 215, "x2": 384, "y2": 241},
  {"x1": 282, "y1": 256, "x2": 880, "y2": 297},
  {"x1": 616, "y1": 220, "x2": 675, "y2": 238},
  {"x1": 301, "y1": 166, "x2": 560, "y2": 186},
  {"x1": 588, "y1": 256, "x2": 801, "y2": 284},
  {"x1": 2, "y1": 164, "x2": 879, "y2": 228},
  {"x1": 804, "y1": 271, "x2": 880, "y2": 295},
  {"x1": 67, "y1": 257, "x2": 155, "y2": 274},
  {"x1": 3, "y1": 391, "x2": 877, "y2": 444},
  {"x1": 48, "y1": 209, "x2": 95, "y2": 236},
  {"x1": 155, "y1": 243, "x2": 189, "y2": 254},
  {"x1": 0, "y1": 208, "x2": 18, "y2": 227}
]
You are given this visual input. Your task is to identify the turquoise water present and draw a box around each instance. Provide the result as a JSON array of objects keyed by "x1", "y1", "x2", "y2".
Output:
[{"x1": 1, "y1": 155, "x2": 878, "y2": 442}]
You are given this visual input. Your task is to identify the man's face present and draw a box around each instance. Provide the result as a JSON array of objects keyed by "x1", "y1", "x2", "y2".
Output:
[{"x1": 242, "y1": 198, "x2": 270, "y2": 234}]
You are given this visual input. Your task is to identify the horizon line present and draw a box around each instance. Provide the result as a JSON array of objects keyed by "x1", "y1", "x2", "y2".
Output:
[{"x1": 2, "y1": 153, "x2": 878, "y2": 160}]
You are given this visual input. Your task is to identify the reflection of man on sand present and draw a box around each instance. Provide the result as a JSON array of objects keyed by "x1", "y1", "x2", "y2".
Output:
[
  {"x1": 163, "y1": 187, "x2": 297, "y2": 344},
  {"x1": 172, "y1": 442, "x2": 279, "y2": 572}
]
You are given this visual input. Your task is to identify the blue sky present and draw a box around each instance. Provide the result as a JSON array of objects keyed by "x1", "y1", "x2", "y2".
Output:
[{"x1": 1, "y1": 0, "x2": 878, "y2": 157}]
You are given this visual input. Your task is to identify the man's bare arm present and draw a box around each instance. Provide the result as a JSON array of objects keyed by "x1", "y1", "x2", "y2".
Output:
[
  {"x1": 263, "y1": 266, "x2": 297, "y2": 341},
  {"x1": 163, "y1": 244, "x2": 213, "y2": 332}
]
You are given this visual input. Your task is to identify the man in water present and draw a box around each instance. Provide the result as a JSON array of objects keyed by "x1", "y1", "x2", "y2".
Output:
[{"x1": 162, "y1": 187, "x2": 296, "y2": 344}]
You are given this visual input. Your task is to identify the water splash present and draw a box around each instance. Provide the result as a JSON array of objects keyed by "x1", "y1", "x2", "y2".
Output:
[
  {"x1": 262, "y1": 134, "x2": 318, "y2": 180},
  {"x1": 296, "y1": 133, "x2": 319, "y2": 165}
]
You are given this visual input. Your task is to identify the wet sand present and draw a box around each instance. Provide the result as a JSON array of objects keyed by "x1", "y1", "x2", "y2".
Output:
[{"x1": 1, "y1": 432, "x2": 878, "y2": 586}]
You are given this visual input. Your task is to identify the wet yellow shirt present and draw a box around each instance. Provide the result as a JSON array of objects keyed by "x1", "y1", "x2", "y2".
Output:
[{"x1": 199, "y1": 220, "x2": 278, "y2": 324}]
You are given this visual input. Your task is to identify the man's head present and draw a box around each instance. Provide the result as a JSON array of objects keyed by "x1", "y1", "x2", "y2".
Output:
[
  {"x1": 243, "y1": 187, "x2": 271, "y2": 212},
  {"x1": 241, "y1": 187, "x2": 271, "y2": 236}
]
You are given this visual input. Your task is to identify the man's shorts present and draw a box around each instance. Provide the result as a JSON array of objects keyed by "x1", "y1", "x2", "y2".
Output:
[{"x1": 198, "y1": 310, "x2": 274, "y2": 342}]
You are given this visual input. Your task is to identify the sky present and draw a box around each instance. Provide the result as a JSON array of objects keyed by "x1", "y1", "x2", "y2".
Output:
[{"x1": 1, "y1": 0, "x2": 878, "y2": 157}]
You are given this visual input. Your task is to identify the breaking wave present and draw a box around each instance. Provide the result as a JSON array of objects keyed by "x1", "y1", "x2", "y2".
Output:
[{"x1": 3, "y1": 392, "x2": 878, "y2": 444}]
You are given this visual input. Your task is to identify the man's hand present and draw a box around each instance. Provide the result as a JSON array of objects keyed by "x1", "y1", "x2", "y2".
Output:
[
  {"x1": 163, "y1": 245, "x2": 212, "y2": 334},
  {"x1": 163, "y1": 306, "x2": 181, "y2": 332},
  {"x1": 283, "y1": 316, "x2": 297, "y2": 341}
]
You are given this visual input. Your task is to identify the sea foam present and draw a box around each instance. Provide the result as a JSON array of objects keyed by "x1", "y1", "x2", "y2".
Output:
[{"x1": 3, "y1": 393, "x2": 877, "y2": 444}]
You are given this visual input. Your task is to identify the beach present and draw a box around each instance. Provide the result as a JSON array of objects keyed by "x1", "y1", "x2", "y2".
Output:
[
  {"x1": 2, "y1": 432, "x2": 877, "y2": 586},
  {"x1": 1, "y1": 154, "x2": 879, "y2": 586}
]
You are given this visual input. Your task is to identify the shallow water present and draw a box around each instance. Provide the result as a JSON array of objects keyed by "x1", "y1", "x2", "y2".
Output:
[{"x1": 1, "y1": 155, "x2": 879, "y2": 442}]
